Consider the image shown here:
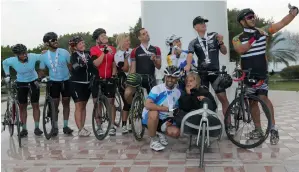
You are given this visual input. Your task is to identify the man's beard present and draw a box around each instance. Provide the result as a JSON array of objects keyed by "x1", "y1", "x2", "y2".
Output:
[{"x1": 49, "y1": 43, "x2": 58, "y2": 49}]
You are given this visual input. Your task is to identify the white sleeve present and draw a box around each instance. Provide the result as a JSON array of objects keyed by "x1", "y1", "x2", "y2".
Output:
[{"x1": 114, "y1": 51, "x2": 123, "y2": 67}]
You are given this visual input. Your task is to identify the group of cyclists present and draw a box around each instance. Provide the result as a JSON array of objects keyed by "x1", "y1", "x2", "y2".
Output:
[{"x1": 2, "y1": 5, "x2": 298, "y2": 151}]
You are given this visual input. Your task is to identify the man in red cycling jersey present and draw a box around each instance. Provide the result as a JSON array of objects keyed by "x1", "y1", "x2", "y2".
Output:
[
  {"x1": 124, "y1": 28, "x2": 162, "y2": 104},
  {"x1": 90, "y1": 28, "x2": 117, "y2": 136}
]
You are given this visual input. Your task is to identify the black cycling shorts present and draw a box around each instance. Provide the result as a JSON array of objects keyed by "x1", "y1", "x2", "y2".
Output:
[
  {"x1": 140, "y1": 75, "x2": 156, "y2": 94},
  {"x1": 92, "y1": 78, "x2": 116, "y2": 99},
  {"x1": 144, "y1": 117, "x2": 176, "y2": 132},
  {"x1": 200, "y1": 74, "x2": 225, "y2": 94},
  {"x1": 71, "y1": 82, "x2": 91, "y2": 103},
  {"x1": 49, "y1": 80, "x2": 71, "y2": 99},
  {"x1": 16, "y1": 80, "x2": 40, "y2": 104}
]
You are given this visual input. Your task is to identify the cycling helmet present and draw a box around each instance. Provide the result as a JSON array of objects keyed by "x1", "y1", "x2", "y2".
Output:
[
  {"x1": 126, "y1": 73, "x2": 142, "y2": 87},
  {"x1": 69, "y1": 36, "x2": 84, "y2": 47},
  {"x1": 92, "y1": 28, "x2": 106, "y2": 40},
  {"x1": 212, "y1": 74, "x2": 233, "y2": 91},
  {"x1": 12, "y1": 44, "x2": 27, "y2": 54},
  {"x1": 164, "y1": 66, "x2": 181, "y2": 78},
  {"x1": 165, "y1": 34, "x2": 182, "y2": 46},
  {"x1": 237, "y1": 8, "x2": 255, "y2": 23},
  {"x1": 43, "y1": 32, "x2": 58, "y2": 43}
]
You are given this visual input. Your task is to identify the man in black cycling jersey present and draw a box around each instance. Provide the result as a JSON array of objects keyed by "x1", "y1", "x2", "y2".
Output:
[
  {"x1": 232, "y1": 5, "x2": 298, "y2": 145},
  {"x1": 184, "y1": 16, "x2": 230, "y2": 117},
  {"x1": 124, "y1": 28, "x2": 162, "y2": 104}
]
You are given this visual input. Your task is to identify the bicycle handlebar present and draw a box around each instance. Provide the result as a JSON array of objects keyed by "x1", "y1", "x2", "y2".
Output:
[{"x1": 232, "y1": 68, "x2": 265, "y2": 88}]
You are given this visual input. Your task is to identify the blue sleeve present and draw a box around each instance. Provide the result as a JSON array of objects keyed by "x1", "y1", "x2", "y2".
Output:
[
  {"x1": 147, "y1": 86, "x2": 159, "y2": 101},
  {"x1": 174, "y1": 90, "x2": 181, "y2": 108},
  {"x1": 2, "y1": 57, "x2": 13, "y2": 75},
  {"x1": 63, "y1": 49, "x2": 71, "y2": 64},
  {"x1": 29, "y1": 53, "x2": 42, "y2": 62},
  {"x1": 39, "y1": 56, "x2": 46, "y2": 69}
]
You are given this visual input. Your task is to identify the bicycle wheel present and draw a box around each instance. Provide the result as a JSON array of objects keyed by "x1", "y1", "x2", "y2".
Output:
[
  {"x1": 14, "y1": 101, "x2": 21, "y2": 148},
  {"x1": 130, "y1": 94, "x2": 145, "y2": 141},
  {"x1": 43, "y1": 97, "x2": 56, "y2": 140},
  {"x1": 8, "y1": 101, "x2": 14, "y2": 136},
  {"x1": 92, "y1": 96, "x2": 112, "y2": 140},
  {"x1": 114, "y1": 90, "x2": 122, "y2": 127},
  {"x1": 200, "y1": 123, "x2": 206, "y2": 168},
  {"x1": 224, "y1": 94, "x2": 271, "y2": 149}
]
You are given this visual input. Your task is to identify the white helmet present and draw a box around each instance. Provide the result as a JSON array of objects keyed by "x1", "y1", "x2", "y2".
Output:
[
  {"x1": 165, "y1": 34, "x2": 182, "y2": 46},
  {"x1": 164, "y1": 66, "x2": 181, "y2": 78}
]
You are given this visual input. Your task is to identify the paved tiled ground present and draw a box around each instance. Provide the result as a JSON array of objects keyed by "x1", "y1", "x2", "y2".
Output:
[{"x1": 1, "y1": 91, "x2": 299, "y2": 172}]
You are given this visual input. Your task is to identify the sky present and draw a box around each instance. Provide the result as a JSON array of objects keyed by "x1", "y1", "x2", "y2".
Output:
[{"x1": 1, "y1": 0, "x2": 299, "y2": 48}]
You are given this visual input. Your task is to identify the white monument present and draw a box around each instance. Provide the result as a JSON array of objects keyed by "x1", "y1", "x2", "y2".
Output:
[{"x1": 141, "y1": 0, "x2": 237, "y2": 109}]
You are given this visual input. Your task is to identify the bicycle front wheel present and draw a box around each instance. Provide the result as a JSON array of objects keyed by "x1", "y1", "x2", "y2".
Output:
[
  {"x1": 114, "y1": 90, "x2": 122, "y2": 127},
  {"x1": 130, "y1": 94, "x2": 145, "y2": 141},
  {"x1": 92, "y1": 96, "x2": 112, "y2": 140},
  {"x1": 43, "y1": 97, "x2": 56, "y2": 140},
  {"x1": 200, "y1": 123, "x2": 206, "y2": 168},
  {"x1": 14, "y1": 101, "x2": 21, "y2": 148},
  {"x1": 8, "y1": 101, "x2": 14, "y2": 136},
  {"x1": 224, "y1": 94, "x2": 271, "y2": 149}
]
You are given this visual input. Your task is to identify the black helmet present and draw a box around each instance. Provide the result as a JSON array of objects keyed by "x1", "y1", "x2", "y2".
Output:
[
  {"x1": 164, "y1": 65, "x2": 181, "y2": 78},
  {"x1": 237, "y1": 8, "x2": 255, "y2": 23},
  {"x1": 212, "y1": 74, "x2": 233, "y2": 91},
  {"x1": 43, "y1": 32, "x2": 58, "y2": 43},
  {"x1": 126, "y1": 73, "x2": 142, "y2": 87},
  {"x1": 193, "y1": 16, "x2": 209, "y2": 27},
  {"x1": 69, "y1": 36, "x2": 84, "y2": 47},
  {"x1": 12, "y1": 44, "x2": 27, "y2": 54},
  {"x1": 92, "y1": 28, "x2": 106, "y2": 40}
]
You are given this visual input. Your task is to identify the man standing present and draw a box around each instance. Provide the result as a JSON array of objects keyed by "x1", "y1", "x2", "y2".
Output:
[
  {"x1": 40, "y1": 32, "x2": 74, "y2": 136},
  {"x1": 232, "y1": 5, "x2": 298, "y2": 145},
  {"x1": 124, "y1": 28, "x2": 162, "y2": 104},
  {"x1": 184, "y1": 16, "x2": 229, "y2": 117}
]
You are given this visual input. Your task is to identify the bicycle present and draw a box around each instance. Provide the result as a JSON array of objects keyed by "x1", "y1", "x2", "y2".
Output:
[
  {"x1": 129, "y1": 74, "x2": 154, "y2": 141},
  {"x1": 41, "y1": 78, "x2": 57, "y2": 140},
  {"x1": 113, "y1": 76, "x2": 123, "y2": 127},
  {"x1": 90, "y1": 77, "x2": 112, "y2": 140},
  {"x1": 224, "y1": 68, "x2": 271, "y2": 149},
  {"x1": 1, "y1": 80, "x2": 32, "y2": 148}
]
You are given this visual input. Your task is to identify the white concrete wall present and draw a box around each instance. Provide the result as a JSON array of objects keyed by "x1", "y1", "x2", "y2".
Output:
[{"x1": 141, "y1": 0, "x2": 237, "y2": 109}]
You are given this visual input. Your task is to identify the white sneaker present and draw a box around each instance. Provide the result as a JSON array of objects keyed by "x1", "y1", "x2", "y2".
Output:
[
  {"x1": 78, "y1": 128, "x2": 91, "y2": 137},
  {"x1": 122, "y1": 126, "x2": 128, "y2": 134},
  {"x1": 157, "y1": 133, "x2": 168, "y2": 146},
  {"x1": 109, "y1": 126, "x2": 116, "y2": 136},
  {"x1": 150, "y1": 140, "x2": 165, "y2": 151},
  {"x1": 96, "y1": 127, "x2": 104, "y2": 136},
  {"x1": 127, "y1": 124, "x2": 132, "y2": 132}
]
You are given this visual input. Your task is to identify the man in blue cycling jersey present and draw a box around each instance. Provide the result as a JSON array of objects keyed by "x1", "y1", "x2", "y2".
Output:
[
  {"x1": 39, "y1": 32, "x2": 73, "y2": 136},
  {"x1": 2, "y1": 44, "x2": 43, "y2": 137}
]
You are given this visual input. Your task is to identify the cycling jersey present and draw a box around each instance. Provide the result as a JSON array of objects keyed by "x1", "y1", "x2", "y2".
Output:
[
  {"x1": 2, "y1": 53, "x2": 41, "y2": 82},
  {"x1": 142, "y1": 83, "x2": 181, "y2": 125},
  {"x1": 90, "y1": 45, "x2": 116, "y2": 79},
  {"x1": 188, "y1": 32, "x2": 221, "y2": 70},
  {"x1": 70, "y1": 51, "x2": 95, "y2": 83},
  {"x1": 232, "y1": 26, "x2": 275, "y2": 77},
  {"x1": 114, "y1": 49, "x2": 132, "y2": 74},
  {"x1": 39, "y1": 48, "x2": 70, "y2": 81},
  {"x1": 130, "y1": 44, "x2": 161, "y2": 76},
  {"x1": 166, "y1": 50, "x2": 195, "y2": 69}
]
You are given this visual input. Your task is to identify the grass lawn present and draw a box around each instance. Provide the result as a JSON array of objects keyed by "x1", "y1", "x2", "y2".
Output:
[{"x1": 269, "y1": 81, "x2": 299, "y2": 91}]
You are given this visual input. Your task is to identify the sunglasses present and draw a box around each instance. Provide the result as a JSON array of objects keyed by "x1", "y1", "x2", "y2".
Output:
[
  {"x1": 245, "y1": 15, "x2": 255, "y2": 20},
  {"x1": 49, "y1": 39, "x2": 58, "y2": 43}
]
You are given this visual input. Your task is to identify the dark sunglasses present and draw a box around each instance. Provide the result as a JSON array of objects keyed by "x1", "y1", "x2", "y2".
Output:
[
  {"x1": 49, "y1": 39, "x2": 58, "y2": 42},
  {"x1": 245, "y1": 15, "x2": 255, "y2": 20}
]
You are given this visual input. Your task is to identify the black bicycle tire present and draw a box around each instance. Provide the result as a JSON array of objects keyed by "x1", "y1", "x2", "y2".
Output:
[
  {"x1": 92, "y1": 96, "x2": 112, "y2": 140},
  {"x1": 14, "y1": 101, "x2": 21, "y2": 148},
  {"x1": 200, "y1": 123, "x2": 206, "y2": 168},
  {"x1": 224, "y1": 95, "x2": 271, "y2": 149},
  {"x1": 42, "y1": 97, "x2": 55, "y2": 140},
  {"x1": 8, "y1": 101, "x2": 14, "y2": 136},
  {"x1": 114, "y1": 90, "x2": 122, "y2": 127},
  {"x1": 130, "y1": 94, "x2": 145, "y2": 141}
]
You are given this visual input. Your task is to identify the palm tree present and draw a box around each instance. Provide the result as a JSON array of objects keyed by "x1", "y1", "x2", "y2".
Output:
[{"x1": 266, "y1": 32, "x2": 298, "y2": 68}]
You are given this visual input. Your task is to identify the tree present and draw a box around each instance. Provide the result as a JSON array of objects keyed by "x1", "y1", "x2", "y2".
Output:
[
  {"x1": 129, "y1": 18, "x2": 142, "y2": 48},
  {"x1": 266, "y1": 32, "x2": 298, "y2": 67}
]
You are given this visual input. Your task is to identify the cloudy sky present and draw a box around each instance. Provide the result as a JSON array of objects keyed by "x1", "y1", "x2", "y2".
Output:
[{"x1": 1, "y1": 0, "x2": 299, "y2": 48}]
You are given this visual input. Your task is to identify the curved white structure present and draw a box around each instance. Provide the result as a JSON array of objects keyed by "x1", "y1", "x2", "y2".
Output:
[{"x1": 141, "y1": 0, "x2": 236, "y2": 109}]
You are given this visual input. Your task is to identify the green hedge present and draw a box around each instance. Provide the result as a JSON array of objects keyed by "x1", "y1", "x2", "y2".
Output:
[{"x1": 280, "y1": 65, "x2": 299, "y2": 79}]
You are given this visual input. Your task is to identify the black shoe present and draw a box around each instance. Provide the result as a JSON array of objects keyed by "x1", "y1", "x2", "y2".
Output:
[
  {"x1": 19, "y1": 129, "x2": 28, "y2": 138},
  {"x1": 270, "y1": 129, "x2": 279, "y2": 145},
  {"x1": 52, "y1": 128, "x2": 59, "y2": 137},
  {"x1": 34, "y1": 128, "x2": 43, "y2": 136},
  {"x1": 63, "y1": 126, "x2": 74, "y2": 135}
]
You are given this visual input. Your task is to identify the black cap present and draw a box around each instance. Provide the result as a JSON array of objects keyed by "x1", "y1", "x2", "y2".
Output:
[{"x1": 193, "y1": 16, "x2": 209, "y2": 26}]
